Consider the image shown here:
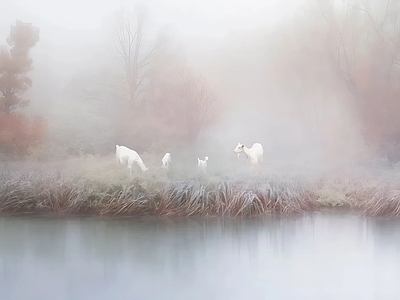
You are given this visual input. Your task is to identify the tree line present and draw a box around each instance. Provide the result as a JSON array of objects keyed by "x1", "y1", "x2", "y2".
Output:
[{"x1": 2, "y1": 0, "x2": 400, "y2": 160}]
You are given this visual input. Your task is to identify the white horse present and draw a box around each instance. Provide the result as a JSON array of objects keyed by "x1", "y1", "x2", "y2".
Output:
[
  {"x1": 233, "y1": 142, "x2": 264, "y2": 171},
  {"x1": 161, "y1": 152, "x2": 172, "y2": 170},
  {"x1": 116, "y1": 145, "x2": 148, "y2": 176},
  {"x1": 197, "y1": 156, "x2": 208, "y2": 175}
]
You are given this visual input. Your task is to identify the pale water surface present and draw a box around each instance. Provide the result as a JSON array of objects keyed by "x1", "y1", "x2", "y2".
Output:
[{"x1": 0, "y1": 213, "x2": 399, "y2": 300}]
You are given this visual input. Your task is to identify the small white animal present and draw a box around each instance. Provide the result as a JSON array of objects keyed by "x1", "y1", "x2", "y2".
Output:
[
  {"x1": 197, "y1": 156, "x2": 208, "y2": 175},
  {"x1": 161, "y1": 152, "x2": 172, "y2": 170},
  {"x1": 233, "y1": 142, "x2": 264, "y2": 171},
  {"x1": 116, "y1": 145, "x2": 148, "y2": 175}
]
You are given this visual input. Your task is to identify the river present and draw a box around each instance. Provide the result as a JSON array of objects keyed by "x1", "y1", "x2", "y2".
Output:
[{"x1": 0, "y1": 213, "x2": 399, "y2": 300}]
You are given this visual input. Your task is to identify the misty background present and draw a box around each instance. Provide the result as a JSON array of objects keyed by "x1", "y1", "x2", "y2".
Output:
[{"x1": 1, "y1": 0, "x2": 398, "y2": 175}]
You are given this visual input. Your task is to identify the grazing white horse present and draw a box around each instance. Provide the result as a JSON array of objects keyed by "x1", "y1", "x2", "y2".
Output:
[
  {"x1": 197, "y1": 156, "x2": 208, "y2": 175},
  {"x1": 233, "y1": 142, "x2": 264, "y2": 171},
  {"x1": 161, "y1": 152, "x2": 172, "y2": 170},
  {"x1": 116, "y1": 145, "x2": 148, "y2": 175}
]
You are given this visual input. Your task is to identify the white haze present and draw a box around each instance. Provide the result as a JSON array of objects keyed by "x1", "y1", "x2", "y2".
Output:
[{"x1": 0, "y1": 0, "x2": 375, "y2": 175}]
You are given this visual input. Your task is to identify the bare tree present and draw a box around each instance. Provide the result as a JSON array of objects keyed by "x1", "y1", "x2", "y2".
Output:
[
  {"x1": 320, "y1": 0, "x2": 400, "y2": 99},
  {"x1": 114, "y1": 5, "x2": 157, "y2": 111},
  {"x1": 319, "y1": 0, "x2": 400, "y2": 149}
]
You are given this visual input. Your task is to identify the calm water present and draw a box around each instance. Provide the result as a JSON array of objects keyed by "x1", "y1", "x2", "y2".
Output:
[{"x1": 0, "y1": 213, "x2": 399, "y2": 300}]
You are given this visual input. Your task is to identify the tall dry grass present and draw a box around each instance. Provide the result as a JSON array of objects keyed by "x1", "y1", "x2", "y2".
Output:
[
  {"x1": 1, "y1": 156, "x2": 400, "y2": 218},
  {"x1": 0, "y1": 169, "x2": 321, "y2": 217}
]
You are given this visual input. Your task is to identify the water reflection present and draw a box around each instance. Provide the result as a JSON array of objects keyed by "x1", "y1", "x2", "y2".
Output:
[{"x1": 0, "y1": 214, "x2": 399, "y2": 299}]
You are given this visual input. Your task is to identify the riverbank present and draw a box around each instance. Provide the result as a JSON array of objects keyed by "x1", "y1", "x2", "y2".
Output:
[{"x1": 1, "y1": 166, "x2": 399, "y2": 218}]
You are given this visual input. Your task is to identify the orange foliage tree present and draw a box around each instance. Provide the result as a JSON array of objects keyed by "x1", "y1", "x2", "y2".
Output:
[
  {"x1": 0, "y1": 113, "x2": 46, "y2": 155},
  {"x1": 0, "y1": 20, "x2": 45, "y2": 157},
  {"x1": 155, "y1": 68, "x2": 218, "y2": 147},
  {"x1": 0, "y1": 20, "x2": 39, "y2": 114}
]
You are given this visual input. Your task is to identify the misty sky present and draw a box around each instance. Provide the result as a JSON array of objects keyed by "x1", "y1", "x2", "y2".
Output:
[
  {"x1": 1, "y1": 0, "x2": 307, "y2": 59},
  {"x1": 0, "y1": 0, "x2": 309, "y2": 108}
]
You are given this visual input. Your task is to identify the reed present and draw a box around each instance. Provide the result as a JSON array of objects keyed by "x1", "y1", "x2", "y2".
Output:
[
  {"x1": 0, "y1": 169, "x2": 321, "y2": 217},
  {"x1": 1, "y1": 162, "x2": 400, "y2": 218}
]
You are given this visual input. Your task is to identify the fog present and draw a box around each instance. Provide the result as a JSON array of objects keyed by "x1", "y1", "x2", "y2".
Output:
[{"x1": 1, "y1": 0, "x2": 396, "y2": 175}]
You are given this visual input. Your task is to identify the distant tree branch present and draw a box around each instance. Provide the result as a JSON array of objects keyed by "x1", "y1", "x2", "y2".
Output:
[{"x1": 113, "y1": 8, "x2": 156, "y2": 110}]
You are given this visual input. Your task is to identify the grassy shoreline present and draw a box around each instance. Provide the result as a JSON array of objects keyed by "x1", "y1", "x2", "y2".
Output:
[{"x1": 1, "y1": 166, "x2": 399, "y2": 218}]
